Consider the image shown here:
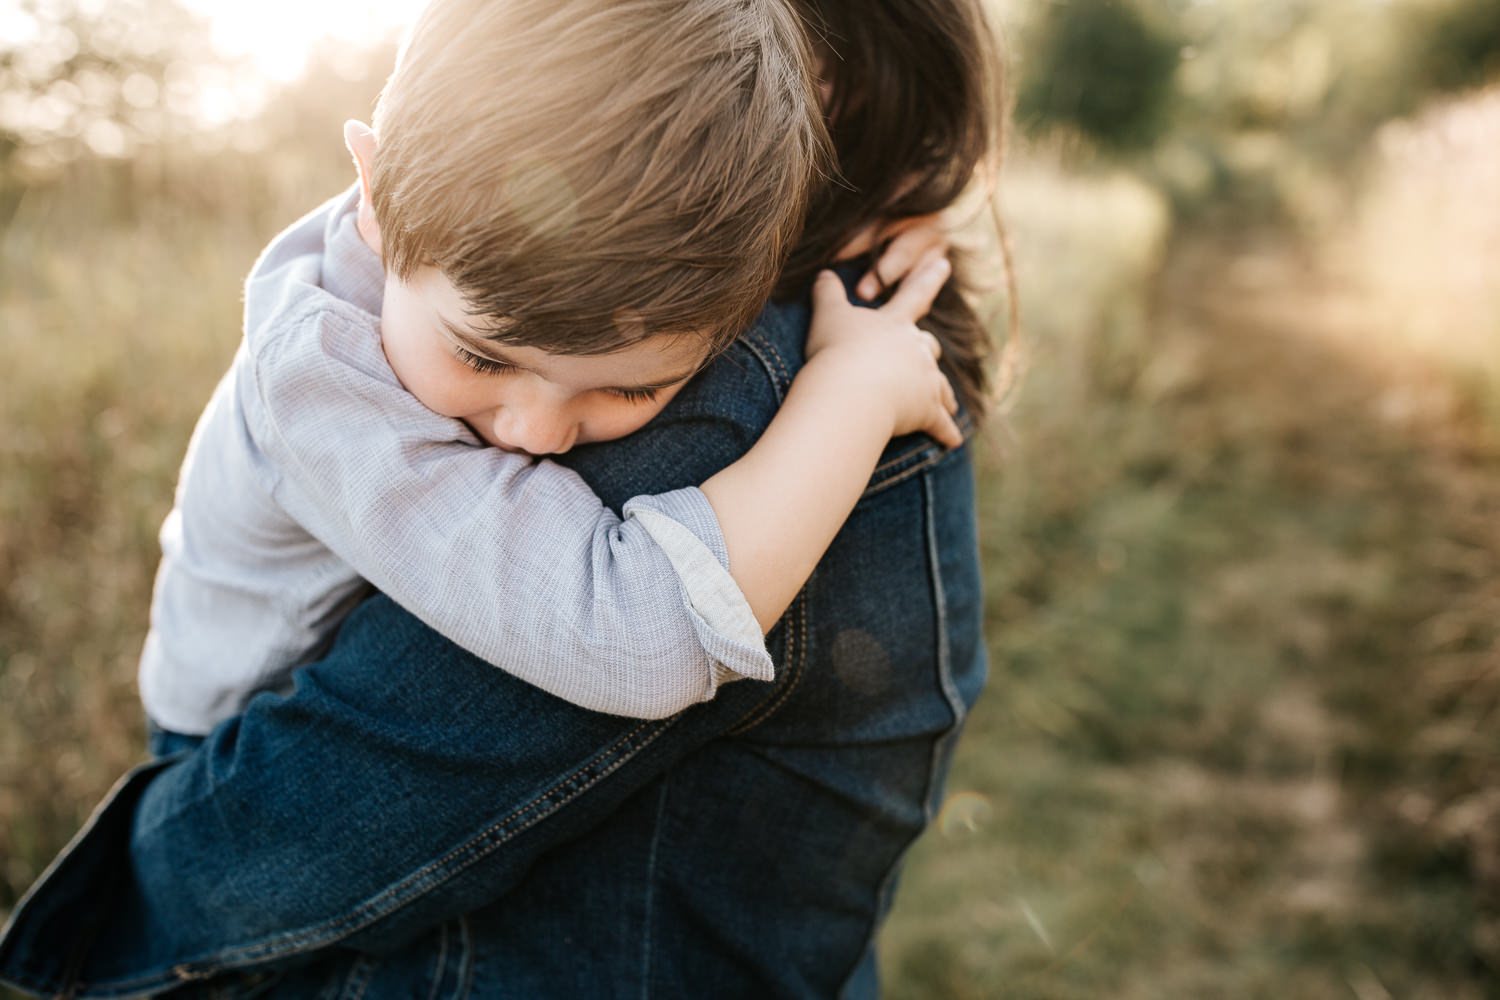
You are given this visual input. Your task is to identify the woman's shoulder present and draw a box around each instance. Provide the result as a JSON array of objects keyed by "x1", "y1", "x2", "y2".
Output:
[
  {"x1": 655, "y1": 279, "x2": 822, "y2": 434},
  {"x1": 707, "y1": 264, "x2": 863, "y2": 412}
]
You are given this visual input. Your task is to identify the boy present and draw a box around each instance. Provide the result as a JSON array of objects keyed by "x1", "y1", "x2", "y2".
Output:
[{"x1": 141, "y1": 0, "x2": 961, "y2": 742}]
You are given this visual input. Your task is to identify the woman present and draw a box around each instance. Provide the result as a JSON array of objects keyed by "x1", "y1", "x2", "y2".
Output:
[{"x1": 0, "y1": 1, "x2": 1006, "y2": 995}]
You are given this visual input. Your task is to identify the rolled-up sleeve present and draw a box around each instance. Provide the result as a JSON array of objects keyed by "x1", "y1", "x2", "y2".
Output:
[
  {"x1": 626, "y1": 489, "x2": 772, "y2": 693},
  {"x1": 244, "y1": 304, "x2": 772, "y2": 719}
]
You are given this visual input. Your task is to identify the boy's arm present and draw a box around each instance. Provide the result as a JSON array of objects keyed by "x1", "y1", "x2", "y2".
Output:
[{"x1": 704, "y1": 254, "x2": 960, "y2": 629}]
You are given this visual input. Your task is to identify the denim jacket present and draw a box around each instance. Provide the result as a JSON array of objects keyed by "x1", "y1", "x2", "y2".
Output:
[{"x1": 0, "y1": 271, "x2": 987, "y2": 999}]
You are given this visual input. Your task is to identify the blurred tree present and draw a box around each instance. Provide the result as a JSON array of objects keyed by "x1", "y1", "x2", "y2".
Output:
[
  {"x1": 0, "y1": 0, "x2": 220, "y2": 173},
  {"x1": 1412, "y1": 0, "x2": 1500, "y2": 92},
  {"x1": 1014, "y1": 0, "x2": 1182, "y2": 151},
  {"x1": 1005, "y1": 0, "x2": 1500, "y2": 219}
]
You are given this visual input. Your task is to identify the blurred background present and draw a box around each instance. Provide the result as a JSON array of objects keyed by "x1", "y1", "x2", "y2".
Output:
[{"x1": 1, "y1": 0, "x2": 1497, "y2": 995}]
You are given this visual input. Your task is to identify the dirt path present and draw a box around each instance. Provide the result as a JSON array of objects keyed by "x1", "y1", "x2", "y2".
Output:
[
  {"x1": 1157, "y1": 225, "x2": 1500, "y2": 986},
  {"x1": 885, "y1": 223, "x2": 1499, "y2": 998}
]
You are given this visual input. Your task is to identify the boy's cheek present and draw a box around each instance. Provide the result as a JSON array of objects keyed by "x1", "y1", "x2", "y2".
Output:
[{"x1": 379, "y1": 329, "x2": 467, "y2": 417}]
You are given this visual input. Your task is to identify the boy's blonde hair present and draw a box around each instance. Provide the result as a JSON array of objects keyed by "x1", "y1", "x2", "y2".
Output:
[{"x1": 372, "y1": 0, "x2": 828, "y2": 356}]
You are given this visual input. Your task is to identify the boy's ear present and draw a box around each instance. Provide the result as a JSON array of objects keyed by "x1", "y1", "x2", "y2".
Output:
[{"x1": 343, "y1": 120, "x2": 382, "y2": 256}]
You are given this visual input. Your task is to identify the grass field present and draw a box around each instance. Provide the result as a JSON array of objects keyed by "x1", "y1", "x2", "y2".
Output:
[
  {"x1": 2, "y1": 89, "x2": 1498, "y2": 995},
  {"x1": 878, "y1": 97, "x2": 1500, "y2": 996}
]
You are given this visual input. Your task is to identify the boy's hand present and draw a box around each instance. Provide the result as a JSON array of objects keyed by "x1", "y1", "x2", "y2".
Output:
[
  {"x1": 701, "y1": 248, "x2": 960, "y2": 630},
  {"x1": 805, "y1": 251, "x2": 963, "y2": 450},
  {"x1": 835, "y1": 213, "x2": 952, "y2": 302}
]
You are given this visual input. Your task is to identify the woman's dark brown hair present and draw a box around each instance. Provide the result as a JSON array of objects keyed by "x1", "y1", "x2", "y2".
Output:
[{"x1": 779, "y1": 0, "x2": 1010, "y2": 420}]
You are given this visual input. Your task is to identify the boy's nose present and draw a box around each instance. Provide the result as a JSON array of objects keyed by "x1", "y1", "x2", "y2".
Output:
[{"x1": 490, "y1": 405, "x2": 578, "y2": 455}]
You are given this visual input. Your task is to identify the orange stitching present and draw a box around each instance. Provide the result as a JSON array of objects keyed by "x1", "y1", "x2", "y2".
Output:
[
  {"x1": 862, "y1": 451, "x2": 947, "y2": 499},
  {"x1": 756, "y1": 335, "x2": 791, "y2": 392},
  {"x1": 738, "y1": 336, "x2": 788, "y2": 404}
]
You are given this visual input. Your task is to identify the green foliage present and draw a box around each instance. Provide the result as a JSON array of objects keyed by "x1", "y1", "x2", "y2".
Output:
[
  {"x1": 1006, "y1": 0, "x2": 1500, "y2": 224},
  {"x1": 1015, "y1": 0, "x2": 1183, "y2": 151},
  {"x1": 1413, "y1": 0, "x2": 1500, "y2": 92}
]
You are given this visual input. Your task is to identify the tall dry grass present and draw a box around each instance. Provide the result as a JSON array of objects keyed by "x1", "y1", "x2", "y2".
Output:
[{"x1": 0, "y1": 150, "x2": 350, "y2": 908}]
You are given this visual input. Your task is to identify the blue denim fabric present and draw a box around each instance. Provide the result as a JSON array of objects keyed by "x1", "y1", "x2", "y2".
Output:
[
  {"x1": 144, "y1": 720, "x2": 204, "y2": 760},
  {"x1": 0, "y1": 270, "x2": 987, "y2": 998}
]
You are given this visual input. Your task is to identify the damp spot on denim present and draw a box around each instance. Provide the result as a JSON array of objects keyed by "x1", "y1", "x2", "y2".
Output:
[{"x1": 831, "y1": 628, "x2": 892, "y2": 696}]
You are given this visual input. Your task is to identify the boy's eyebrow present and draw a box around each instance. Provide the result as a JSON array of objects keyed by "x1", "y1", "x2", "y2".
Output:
[{"x1": 440, "y1": 317, "x2": 703, "y2": 392}]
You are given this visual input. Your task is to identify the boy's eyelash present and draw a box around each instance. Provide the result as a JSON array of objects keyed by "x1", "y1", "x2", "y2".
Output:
[
  {"x1": 607, "y1": 387, "x2": 660, "y2": 404},
  {"x1": 452, "y1": 344, "x2": 659, "y2": 402},
  {"x1": 455, "y1": 346, "x2": 517, "y2": 376}
]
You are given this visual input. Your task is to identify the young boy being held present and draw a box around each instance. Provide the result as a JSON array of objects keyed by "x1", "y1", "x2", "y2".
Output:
[{"x1": 141, "y1": 0, "x2": 962, "y2": 742}]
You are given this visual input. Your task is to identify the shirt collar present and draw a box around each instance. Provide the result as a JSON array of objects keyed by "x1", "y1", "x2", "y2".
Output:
[{"x1": 321, "y1": 184, "x2": 386, "y2": 318}]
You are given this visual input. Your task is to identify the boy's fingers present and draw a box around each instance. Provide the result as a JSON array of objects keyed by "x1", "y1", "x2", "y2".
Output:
[
  {"x1": 811, "y1": 269, "x2": 852, "y2": 312},
  {"x1": 882, "y1": 251, "x2": 951, "y2": 323},
  {"x1": 929, "y1": 409, "x2": 964, "y2": 450},
  {"x1": 918, "y1": 329, "x2": 942, "y2": 360}
]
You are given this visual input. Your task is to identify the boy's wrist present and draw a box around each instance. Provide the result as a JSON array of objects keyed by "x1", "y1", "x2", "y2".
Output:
[{"x1": 793, "y1": 352, "x2": 900, "y2": 441}]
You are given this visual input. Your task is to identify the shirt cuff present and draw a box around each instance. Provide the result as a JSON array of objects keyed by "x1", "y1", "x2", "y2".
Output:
[{"x1": 623, "y1": 487, "x2": 774, "y2": 692}]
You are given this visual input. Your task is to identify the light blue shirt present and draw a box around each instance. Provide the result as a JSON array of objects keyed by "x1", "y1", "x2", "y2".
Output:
[{"x1": 139, "y1": 188, "x2": 771, "y2": 735}]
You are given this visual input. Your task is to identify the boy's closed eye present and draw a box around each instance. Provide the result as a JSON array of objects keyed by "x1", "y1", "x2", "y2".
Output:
[
  {"x1": 602, "y1": 386, "x2": 662, "y2": 404},
  {"x1": 452, "y1": 345, "x2": 663, "y2": 404},
  {"x1": 454, "y1": 345, "x2": 519, "y2": 377}
]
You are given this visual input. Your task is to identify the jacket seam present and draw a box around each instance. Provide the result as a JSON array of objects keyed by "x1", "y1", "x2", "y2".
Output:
[
  {"x1": 91, "y1": 714, "x2": 682, "y2": 990},
  {"x1": 863, "y1": 420, "x2": 974, "y2": 499},
  {"x1": 924, "y1": 471, "x2": 965, "y2": 734},
  {"x1": 449, "y1": 916, "x2": 474, "y2": 1000},
  {"x1": 873, "y1": 443, "x2": 932, "y2": 476},
  {"x1": 338, "y1": 954, "x2": 374, "y2": 1000},
  {"x1": 835, "y1": 467, "x2": 961, "y2": 996},
  {"x1": 422, "y1": 921, "x2": 448, "y2": 1000},
  {"x1": 738, "y1": 332, "x2": 793, "y2": 401},
  {"x1": 639, "y1": 780, "x2": 671, "y2": 1000},
  {"x1": 862, "y1": 447, "x2": 946, "y2": 499},
  {"x1": 727, "y1": 587, "x2": 807, "y2": 735}
]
